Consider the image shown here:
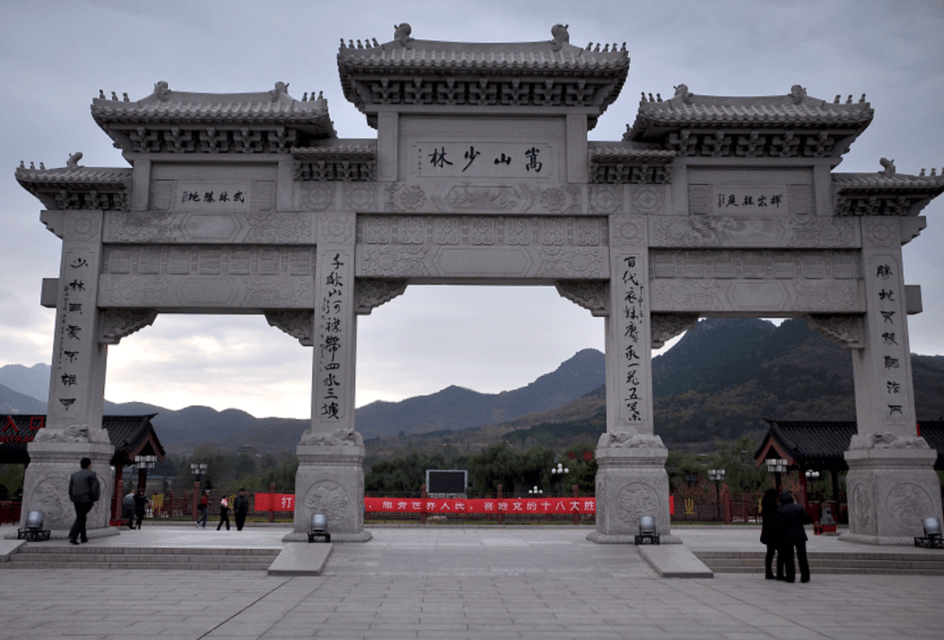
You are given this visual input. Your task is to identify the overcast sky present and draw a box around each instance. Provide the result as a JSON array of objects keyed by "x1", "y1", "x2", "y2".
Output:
[{"x1": 1, "y1": 1, "x2": 942, "y2": 420}]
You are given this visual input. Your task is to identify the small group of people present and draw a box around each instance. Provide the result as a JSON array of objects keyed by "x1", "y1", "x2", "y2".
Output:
[
  {"x1": 196, "y1": 489, "x2": 250, "y2": 531},
  {"x1": 122, "y1": 489, "x2": 150, "y2": 529},
  {"x1": 760, "y1": 489, "x2": 814, "y2": 583}
]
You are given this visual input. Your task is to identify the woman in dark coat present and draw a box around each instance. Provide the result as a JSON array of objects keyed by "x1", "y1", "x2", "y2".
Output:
[
  {"x1": 775, "y1": 491, "x2": 812, "y2": 583},
  {"x1": 132, "y1": 490, "x2": 149, "y2": 530},
  {"x1": 760, "y1": 489, "x2": 781, "y2": 579}
]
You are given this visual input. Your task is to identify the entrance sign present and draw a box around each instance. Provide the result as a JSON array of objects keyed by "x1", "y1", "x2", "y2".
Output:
[{"x1": 15, "y1": 25, "x2": 944, "y2": 544}]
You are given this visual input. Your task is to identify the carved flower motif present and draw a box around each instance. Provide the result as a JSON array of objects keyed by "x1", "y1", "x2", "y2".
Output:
[
  {"x1": 590, "y1": 185, "x2": 622, "y2": 214},
  {"x1": 540, "y1": 187, "x2": 567, "y2": 212},
  {"x1": 399, "y1": 186, "x2": 426, "y2": 211},
  {"x1": 305, "y1": 184, "x2": 334, "y2": 211}
]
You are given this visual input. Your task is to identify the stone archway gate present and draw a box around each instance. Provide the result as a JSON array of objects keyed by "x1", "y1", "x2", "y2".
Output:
[{"x1": 15, "y1": 25, "x2": 944, "y2": 544}]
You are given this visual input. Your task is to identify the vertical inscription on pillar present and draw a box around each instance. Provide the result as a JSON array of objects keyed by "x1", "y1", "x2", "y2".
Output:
[
  {"x1": 872, "y1": 255, "x2": 908, "y2": 426},
  {"x1": 317, "y1": 250, "x2": 350, "y2": 423},
  {"x1": 52, "y1": 248, "x2": 94, "y2": 419},
  {"x1": 617, "y1": 254, "x2": 646, "y2": 424}
]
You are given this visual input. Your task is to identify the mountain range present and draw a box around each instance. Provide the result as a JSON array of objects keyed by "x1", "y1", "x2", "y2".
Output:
[{"x1": 3, "y1": 318, "x2": 944, "y2": 454}]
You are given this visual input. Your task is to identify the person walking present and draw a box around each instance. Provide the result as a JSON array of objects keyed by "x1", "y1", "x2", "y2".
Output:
[
  {"x1": 759, "y1": 488, "x2": 781, "y2": 580},
  {"x1": 775, "y1": 491, "x2": 812, "y2": 583},
  {"x1": 234, "y1": 489, "x2": 249, "y2": 531},
  {"x1": 68, "y1": 457, "x2": 100, "y2": 545},
  {"x1": 196, "y1": 490, "x2": 210, "y2": 527},
  {"x1": 217, "y1": 496, "x2": 231, "y2": 531},
  {"x1": 132, "y1": 490, "x2": 149, "y2": 530}
]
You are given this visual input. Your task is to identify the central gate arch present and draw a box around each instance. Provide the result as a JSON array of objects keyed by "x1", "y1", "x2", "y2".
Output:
[{"x1": 16, "y1": 24, "x2": 944, "y2": 544}]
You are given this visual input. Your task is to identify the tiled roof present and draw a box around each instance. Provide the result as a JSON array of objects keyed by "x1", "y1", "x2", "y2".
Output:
[
  {"x1": 15, "y1": 166, "x2": 132, "y2": 186},
  {"x1": 632, "y1": 93, "x2": 873, "y2": 132},
  {"x1": 91, "y1": 90, "x2": 331, "y2": 126},
  {"x1": 337, "y1": 40, "x2": 629, "y2": 73},
  {"x1": 588, "y1": 142, "x2": 677, "y2": 161},
  {"x1": 756, "y1": 420, "x2": 944, "y2": 467},
  {"x1": 832, "y1": 172, "x2": 944, "y2": 190},
  {"x1": 0, "y1": 414, "x2": 164, "y2": 465}
]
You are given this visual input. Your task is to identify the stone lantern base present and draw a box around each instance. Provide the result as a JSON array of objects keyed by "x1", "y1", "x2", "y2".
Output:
[
  {"x1": 587, "y1": 445, "x2": 680, "y2": 544},
  {"x1": 283, "y1": 443, "x2": 372, "y2": 542},
  {"x1": 842, "y1": 445, "x2": 943, "y2": 546}
]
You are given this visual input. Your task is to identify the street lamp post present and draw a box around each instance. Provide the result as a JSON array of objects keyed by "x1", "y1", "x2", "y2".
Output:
[
  {"x1": 190, "y1": 462, "x2": 207, "y2": 522},
  {"x1": 765, "y1": 458, "x2": 788, "y2": 491},
  {"x1": 708, "y1": 469, "x2": 725, "y2": 521},
  {"x1": 550, "y1": 463, "x2": 569, "y2": 497},
  {"x1": 134, "y1": 454, "x2": 157, "y2": 493}
]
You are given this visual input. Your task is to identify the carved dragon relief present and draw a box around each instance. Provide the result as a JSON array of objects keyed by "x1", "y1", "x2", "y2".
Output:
[
  {"x1": 555, "y1": 280, "x2": 607, "y2": 317},
  {"x1": 804, "y1": 314, "x2": 864, "y2": 350},
  {"x1": 355, "y1": 279, "x2": 408, "y2": 315},
  {"x1": 99, "y1": 309, "x2": 158, "y2": 345},
  {"x1": 265, "y1": 310, "x2": 314, "y2": 346},
  {"x1": 651, "y1": 314, "x2": 699, "y2": 349}
]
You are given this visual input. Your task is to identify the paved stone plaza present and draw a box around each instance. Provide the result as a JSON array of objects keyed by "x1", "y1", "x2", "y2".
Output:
[{"x1": 1, "y1": 525, "x2": 942, "y2": 639}]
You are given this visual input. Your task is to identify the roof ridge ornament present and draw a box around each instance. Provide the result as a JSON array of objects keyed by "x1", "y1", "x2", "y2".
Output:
[
  {"x1": 549, "y1": 24, "x2": 569, "y2": 51},
  {"x1": 152, "y1": 80, "x2": 170, "y2": 102},
  {"x1": 269, "y1": 81, "x2": 290, "y2": 102},
  {"x1": 790, "y1": 84, "x2": 807, "y2": 104},
  {"x1": 879, "y1": 157, "x2": 896, "y2": 176},
  {"x1": 393, "y1": 23, "x2": 413, "y2": 48},
  {"x1": 66, "y1": 152, "x2": 83, "y2": 169},
  {"x1": 674, "y1": 83, "x2": 693, "y2": 104}
]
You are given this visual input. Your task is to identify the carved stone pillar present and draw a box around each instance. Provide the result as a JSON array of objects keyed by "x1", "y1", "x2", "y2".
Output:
[
  {"x1": 589, "y1": 215, "x2": 676, "y2": 543},
  {"x1": 841, "y1": 217, "x2": 942, "y2": 544},
  {"x1": 19, "y1": 210, "x2": 116, "y2": 538},
  {"x1": 288, "y1": 212, "x2": 371, "y2": 541}
]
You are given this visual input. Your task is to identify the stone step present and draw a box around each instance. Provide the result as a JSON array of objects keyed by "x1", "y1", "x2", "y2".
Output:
[
  {"x1": 694, "y1": 551, "x2": 944, "y2": 575},
  {"x1": 2, "y1": 545, "x2": 280, "y2": 571}
]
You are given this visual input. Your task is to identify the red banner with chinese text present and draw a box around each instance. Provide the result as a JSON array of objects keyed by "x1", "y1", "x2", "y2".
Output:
[
  {"x1": 254, "y1": 493, "x2": 295, "y2": 511},
  {"x1": 365, "y1": 497, "x2": 596, "y2": 514}
]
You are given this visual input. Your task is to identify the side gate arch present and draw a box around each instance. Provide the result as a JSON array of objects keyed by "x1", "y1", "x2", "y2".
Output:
[{"x1": 15, "y1": 25, "x2": 944, "y2": 544}]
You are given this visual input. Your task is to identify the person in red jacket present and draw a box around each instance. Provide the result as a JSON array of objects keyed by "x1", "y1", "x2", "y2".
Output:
[{"x1": 196, "y1": 490, "x2": 210, "y2": 528}]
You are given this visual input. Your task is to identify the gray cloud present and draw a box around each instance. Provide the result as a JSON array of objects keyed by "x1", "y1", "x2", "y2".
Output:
[{"x1": 2, "y1": 1, "x2": 942, "y2": 419}]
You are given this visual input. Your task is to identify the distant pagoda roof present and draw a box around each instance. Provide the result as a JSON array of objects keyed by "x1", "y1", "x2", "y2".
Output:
[
  {"x1": 91, "y1": 82, "x2": 336, "y2": 154},
  {"x1": 1, "y1": 414, "x2": 164, "y2": 466},
  {"x1": 832, "y1": 163, "x2": 944, "y2": 216},
  {"x1": 337, "y1": 24, "x2": 630, "y2": 129},
  {"x1": 627, "y1": 85, "x2": 873, "y2": 159},
  {"x1": 15, "y1": 160, "x2": 131, "y2": 210},
  {"x1": 754, "y1": 419, "x2": 944, "y2": 470}
]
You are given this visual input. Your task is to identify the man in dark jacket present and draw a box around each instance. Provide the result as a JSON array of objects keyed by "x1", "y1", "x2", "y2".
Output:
[
  {"x1": 233, "y1": 489, "x2": 249, "y2": 531},
  {"x1": 775, "y1": 491, "x2": 811, "y2": 583},
  {"x1": 68, "y1": 457, "x2": 100, "y2": 545}
]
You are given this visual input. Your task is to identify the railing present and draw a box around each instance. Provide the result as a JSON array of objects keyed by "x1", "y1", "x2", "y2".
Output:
[{"x1": 0, "y1": 501, "x2": 21, "y2": 525}]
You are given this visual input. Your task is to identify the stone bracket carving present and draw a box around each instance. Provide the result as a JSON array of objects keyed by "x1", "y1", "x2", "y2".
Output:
[
  {"x1": 555, "y1": 280, "x2": 608, "y2": 317},
  {"x1": 651, "y1": 314, "x2": 699, "y2": 349},
  {"x1": 99, "y1": 309, "x2": 158, "y2": 345},
  {"x1": 265, "y1": 310, "x2": 314, "y2": 346},
  {"x1": 32, "y1": 423, "x2": 110, "y2": 444},
  {"x1": 299, "y1": 426, "x2": 364, "y2": 447},
  {"x1": 849, "y1": 432, "x2": 930, "y2": 450},
  {"x1": 355, "y1": 279, "x2": 408, "y2": 315},
  {"x1": 804, "y1": 314, "x2": 864, "y2": 350},
  {"x1": 597, "y1": 431, "x2": 666, "y2": 449}
]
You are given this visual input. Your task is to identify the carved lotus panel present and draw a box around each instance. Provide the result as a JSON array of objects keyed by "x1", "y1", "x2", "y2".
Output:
[
  {"x1": 884, "y1": 483, "x2": 932, "y2": 533},
  {"x1": 615, "y1": 482, "x2": 659, "y2": 526},
  {"x1": 304, "y1": 480, "x2": 349, "y2": 525}
]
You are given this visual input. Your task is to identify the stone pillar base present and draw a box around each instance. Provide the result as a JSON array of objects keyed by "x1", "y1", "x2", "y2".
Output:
[
  {"x1": 841, "y1": 447, "x2": 942, "y2": 546},
  {"x1": 18, "y1": 441, "x2": 115, "y2": 535},
  {"x1": 285, "y1": 444, "x2": 372, "y2": 543},
  {"x1": 589, "y1": 447, "x2": 680, "y2": 544}
]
